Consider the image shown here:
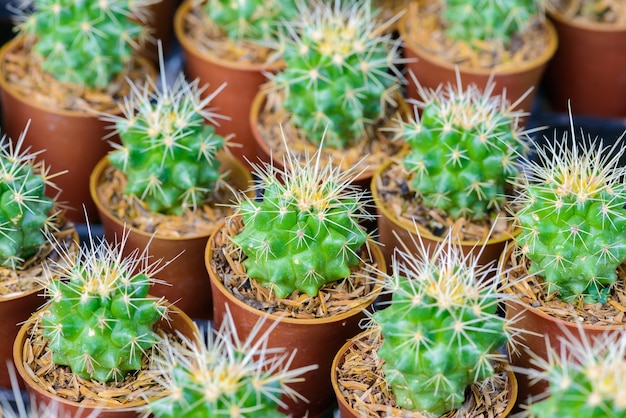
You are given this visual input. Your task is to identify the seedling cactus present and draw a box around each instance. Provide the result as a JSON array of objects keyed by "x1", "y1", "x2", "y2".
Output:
[
  {"x1": 268, "y1": 0, "x2": 404, "y2": 148},
  {"x1": 39, "y1": 229, "x2": 168, "y2": 383},
  {"x1": 231, "y1": 138, "x2": 374, "y2": 298},
  {"x1": 400, "y1": 76, "x2": 529, "y2": 220},
  {"x1": 147, "y1": 308, "x2": 317, "y2": 417},
  {"x1": 514, "y1": 125, "x2": 626, "y2": 304},
  {"x1": 373, "y1": 234, "x2": 515, "y2": 415},
  {"x1": 16, "y1": 0, "x2": 154, "y2": 88}
]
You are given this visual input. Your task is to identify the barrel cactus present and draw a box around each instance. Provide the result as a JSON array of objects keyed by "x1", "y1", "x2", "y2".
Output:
[
  {"x1": 16, "y1": 0, "x2": 153, "y2": 88},
  {"x1": 269, "y1": 0, "x2": 403, "y2": 148},
  {"x1": 373, "y1": 235, "x2": 513, "y2": 415},
  {"x1": 401, "y1": 78, "x2": 528, "y2": 220},
  {"x1": 231, "y1": 143, "x2": 374, "y2": 298},
  {"x1": 40, "y1": 232, "x2": 167, "y2": 382},
  {"x1": 514, "y1": 129, "x2": 626, "y2": 304}
]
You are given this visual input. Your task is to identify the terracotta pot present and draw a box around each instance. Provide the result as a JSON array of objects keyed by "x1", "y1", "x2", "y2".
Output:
[
  {"x1": 0, "y1": 37, "x2": 156, "y2": 224},
  {"x1": 371, "y1": 159, "x2": 520, "y2": 268},
  {"x1": 90, "y1": 151, "x2": 252, "y2": 320},
  {"x1": 139, "y1": 0, "x2": 179, "y2": 64},
  {"x1": 206, "y1": 220, "x2": 386, "y2": 418},
  {"x1": 174, "y1": 0, "x2": 284, "y2": 170},
  {"x1": 543, "y1": 10, "x2": 626, "y2": 118},
  {"x1": 13, "y1": 302, "x2": 198, "y2": 417},
  {"x1": 331, "y1": 330, "x2": 519, "y2": 418},
  {"x1": 398, "y1": 1, "x2": 558, "y2": 114}
]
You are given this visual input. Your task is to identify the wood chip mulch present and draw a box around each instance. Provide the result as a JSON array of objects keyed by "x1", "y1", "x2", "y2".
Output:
[
  {"x1": 550, "y1": 0, "x2": 626, "y2": 25},
  {"x1": 210, "y1": 216, "x2": 382, "y2": 319},
  {"x1": 503, "y1": 248, "x2": 626, "y2": 326},
  {"x1": 335, "y1": 330, "x2": 513, "y2": 417}
]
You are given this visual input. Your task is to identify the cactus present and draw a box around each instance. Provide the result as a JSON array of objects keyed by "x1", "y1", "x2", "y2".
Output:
[
  {"x1": 103, "y1": 66, "x2": 226, "y2": 215},
  {"x1": 40, "y1": 230, "x2": 168, "y2": 383},
  {"x1": 373, "y1": 234, "x2": 513, "y2": 415},
  {"x1": 231, "y1": 140, "x2": 374, "y2": 298},
  {"x1": 268, "y1": 0, "x2": 403, "y2": 148},
  {"x1": 514, "y1": 126, "x2": 626, "y2": 304},
  {"x1": 0, "y1": 126, "x2": 55, "y2": 269},
  {"x1": 147, "y1": 308, "x2": 317, "y2": 418},
  {"x1": 400, "y1": 77, "x2": 528, "y2": 221},
  {"x1": 17, "y1": 0, "x2": 153, "y2": 88}
]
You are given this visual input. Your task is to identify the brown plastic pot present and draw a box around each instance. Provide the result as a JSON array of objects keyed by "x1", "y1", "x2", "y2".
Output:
[
  {"x1": 206, "y1": 220, "x2": 386, "y2": 418},
  {"x1": 0, "y1": 37, "x2": 156, "y2": 224},
  {"x1": 331, "y1": 330, "x2": 519, "y2": 417},
  {"x1": 90, "y1": 151, "x2": 252, "y2": 320},
  {"x1": 13, "y1": 302, "x2": 199, "y2": 417},
  {"x1": 174, "y1": 0, "x2": 284, "y2": 170},
  {"x1": 543, "y1": 11, "x2": 626, "y2": 118},
  {"x1": 398, "y1": 1, "x2": 558, "y2": 114}
]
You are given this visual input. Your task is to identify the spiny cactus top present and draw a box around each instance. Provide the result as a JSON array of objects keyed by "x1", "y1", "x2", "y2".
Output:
[
  {"x1": 0, "y1": 128, "x2": 55, "y2": 269},
  {"x1": 373, "y1": 235, "x2": 513, "y2": 415},
  {"x1": 231, "y1": 140, "x2": 374, "y2": 298},
  {"x1": 40, "y1": 231, "x2": 167, "y2": 383},
  {"x1": 104, "y1": 69, "x2": 226, "y2": 216},
  {"x1": 17, "y1": 0, "x2": 153, "y2": 89},
  {"x1": 514, "y1": 129, "x2": 626, "y2": 304},
  {"x1": 147, "y1": 308, "x2": 317, "y2": 418},
  {"x1": 268, "y1": 0, "x2": 404, "y2": 148},
  {"x1": 400, "y1": 78, "x2": 528, "y2": 221}
]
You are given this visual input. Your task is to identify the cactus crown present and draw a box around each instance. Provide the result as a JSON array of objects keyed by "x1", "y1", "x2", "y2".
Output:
[
  {"x1": 16, "y1": 0, "x2": 153, "y2": 89},
  {"x1": 104, "y1": 65, "x2": 226, "y2": 216},
  {"x1": 268, "y1": 0, "x2": 404, "y2": 148},
  {"x1": 40, "y1": 229, "x2": 168, "y2": 383},
  {"x1": 514, "y1": 124, "x2": 626, "y2": 304},
  {"x1": 147, "y1": 308, "x2": 317, "y2": 418},
  {"x1": 373, "y1": 235, "x2": 514, "y2": 415},
  {"x1": 231, "y1": 138, "x2": 374, "y2": 298},
  {"x1": 0, "y1": 126, "x2": 56, "y2": 269},
  {"x1": 399, "y1": 76, "x2": 529, "y2": 221}
]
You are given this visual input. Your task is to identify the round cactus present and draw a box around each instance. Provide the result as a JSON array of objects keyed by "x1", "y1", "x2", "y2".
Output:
[
  {"x1": 514, "y1": 130, "x2": 626, "y2": 304},
  {"x1": 373, "y1": 235, "x2": 513, "y2": 415},
  {"x1": 268, "y1": 0, "x2": 403, "y2": 148},
  {"x1": 400, "y1": 78, "x2": 528, "y2": 220}
]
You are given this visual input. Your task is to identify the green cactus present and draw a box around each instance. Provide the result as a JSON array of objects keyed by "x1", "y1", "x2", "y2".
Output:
[
  {"x1": 104, "y1": 69, "x2": 225, "y2": 215},
  {"x1": 0, "y1": 127, "x2": 55, "y2": 269},
  {"x1": 40, "y1": 231, "x2": 167, "y2": 383},
  {"x1": 400, "y1": 78, "x2": 528, "y2": 220},
  {"x1": 268, "y1": 0, "x2": 403, "y2": 148},
  {"x1": 231, "y1": 142, "x2": 374, "y2": 298},
  {"x1": 514, "y1": 129, "x2": 626, "y2": 304},
  {"x1": 17, "y1": 0, "x2": 152, "y2": 88},
  {"x1": 147, "y1": 308, "x2": 317, "y2": 418},
  {"x1": 373, "y1": 235, "x2": 512, "y2": 415}
]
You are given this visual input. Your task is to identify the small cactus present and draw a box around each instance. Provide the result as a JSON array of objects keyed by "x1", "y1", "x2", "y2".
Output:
[
  {"x1": 40, "y1": 229, "x2": 168, "y2": 383},
  {"x1": 16, "y1": 0, "x2": 153, "y2": 88},
  {"x1": 514, "y1": 125, "x2": 626, "y2": 304},
  {"x1": 103, "y1": 65, "x2": 226, "y2": 215},
  {"x1": 268, "y1": 0, "x2": 404, "y2": 148},
  {"x1": 231, "y1": 139, "x2": 374, "y2": 298},
  {"x1": 373, "y1": 234, "x2": 514, "y2": 415},
  {"x1": 400, "y1": 77, "x2": 528, "y2": 221},
  {"x1": 0, "y1": 126, "x2": 55, "y2": 269},
  {"x1": 147, "y1": 307, "x2": 317, "y2": 417}
]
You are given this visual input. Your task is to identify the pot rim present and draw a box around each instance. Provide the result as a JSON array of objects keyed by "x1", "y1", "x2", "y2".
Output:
[{"x1": 547, "y1": 8, "x2": 626, "y2": 32}]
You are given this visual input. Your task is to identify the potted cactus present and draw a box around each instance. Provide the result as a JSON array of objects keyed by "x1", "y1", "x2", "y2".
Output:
[
  {"x1": 399, "y1": 0, "x2": 558, "y2": 113},
  {"x1": 250, "y1": 0, "x2": 408, "y2": 190},
  {"x1": 173, "y1": 0, "x2": 297, "y2": 168},
  {"x1": 0, "y1": 0, "x2": 157, "y2": 222},
  {"x1": 0, "y1": 124, "x2": 79, "y2": 388},
  {"x1": 332, "y1": 232, "x2": 519, "y2": 417},
  {"x1": 205, "y1": 139, "x2": 386, "y2": 417},
  {"x1": 500, "y1": 117, "x2": 626, "y2": 404},
  {"x1": 12, "y1": 227, "x2": 198, "y2": 417},
  {"x1": 372, "y1": 75, "x2": 531, "y2": 266},
  {"x1": 90, "y1": 55, "x2": 252, "y2": 320}
]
